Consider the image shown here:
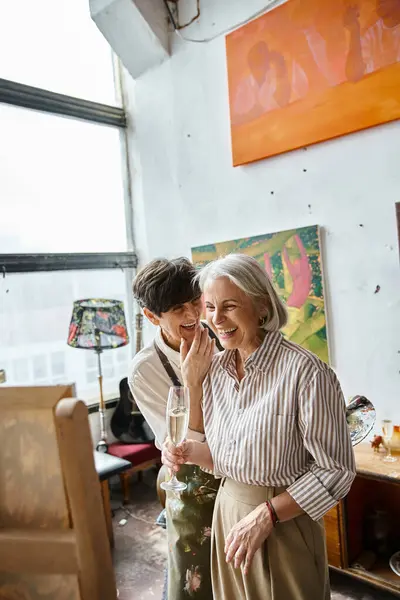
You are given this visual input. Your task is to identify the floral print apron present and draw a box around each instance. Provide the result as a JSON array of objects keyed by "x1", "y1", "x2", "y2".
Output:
[{"x1": 165, "y1": 465, "x2": 220, "y2": 599}]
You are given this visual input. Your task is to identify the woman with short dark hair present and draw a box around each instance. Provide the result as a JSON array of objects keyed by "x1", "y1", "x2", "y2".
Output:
[{"x1": 129, "y1": 257, "x2": 220, "y2": 600}]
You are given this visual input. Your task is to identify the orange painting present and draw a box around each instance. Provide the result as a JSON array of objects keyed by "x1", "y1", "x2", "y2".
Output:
[{"x1": 226, "y1": 0, "x2": 400, "y2": 165}]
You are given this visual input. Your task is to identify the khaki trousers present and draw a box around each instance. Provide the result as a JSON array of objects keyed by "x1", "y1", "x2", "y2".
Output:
[{"x1": 211, "y1": 478, "x2": 330, "y2": 600}]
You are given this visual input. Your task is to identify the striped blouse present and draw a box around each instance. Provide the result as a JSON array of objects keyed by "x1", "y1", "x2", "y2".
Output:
[{"x1": 202, "y1": 331, "x2": 356, "y2": 521}]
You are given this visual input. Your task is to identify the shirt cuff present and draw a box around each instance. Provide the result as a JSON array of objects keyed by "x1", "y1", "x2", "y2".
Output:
[
  {"x1": 287, "y1": 471, "x2": 341, "y2": 521},
  {"x1": 187, "y1": 428, "x2": 206, "y2": 443}
]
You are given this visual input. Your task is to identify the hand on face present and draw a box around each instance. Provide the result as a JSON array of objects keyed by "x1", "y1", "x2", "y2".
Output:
[
  {"x1": 224, "y1": 503, "x2": 274, "y2": 575},
  {"x1": 161, "y1": 438, "x2": 193, "y2": 472},
  {"x1": 181, "y1": 325, "x2": 215, "y2": 387}
]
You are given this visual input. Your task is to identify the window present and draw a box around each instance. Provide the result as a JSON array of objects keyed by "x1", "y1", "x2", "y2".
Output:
[
  {"x1": 51, "y1": 352, "x2": 66, "y2": 378},
  {"x1": 13, "y1": 358, "x2": 30, "y2": 384},
  {"x1": 0, "y1": 4, "x2": 136, "y2": 405},
  {"x1": 0, "y1": 0, "x2": 118, "y2": 105},
  {"x1": 0, "y1": 270, "x2": 132, "y2": 402},
  {"x1": 0, "y1": 103, "x2": 127, "y2": 253},
  {"x1": 32, "y1": 355, "x2": 48, "y2": 382}
]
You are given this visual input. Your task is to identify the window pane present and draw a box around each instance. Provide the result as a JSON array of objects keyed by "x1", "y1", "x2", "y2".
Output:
[
  {"x1": 0, "y1": 0, "x2": 118, "y2": 105},
  {"x1": 32, "y1": 355, "x2": 48, "y2": 381},
  {"x1": 0, "y1": 270, "x2": 133, "y2": 403},
  {"x1": 51, "y1": 351, "x2": 66, "y2": 377},
  {"x1": 0, "y1": 104, "x2": 127, "y2": 253},
  {"x1": 13, "y1": 358, "x2": 30, "y2": 383}
]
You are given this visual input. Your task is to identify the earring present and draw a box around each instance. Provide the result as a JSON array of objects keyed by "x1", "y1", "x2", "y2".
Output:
[{"x1": 259, "y1": 315, "x2": 267, "y2": 327}]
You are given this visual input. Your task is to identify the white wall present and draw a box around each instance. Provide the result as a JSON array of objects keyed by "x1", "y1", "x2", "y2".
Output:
[{"x1": 122, "y1": 0, "x2": 400, "y2": 422}]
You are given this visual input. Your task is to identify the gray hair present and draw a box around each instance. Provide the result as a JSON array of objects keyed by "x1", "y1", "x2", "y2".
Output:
[{"x1": 196, "y1": 254, "x2": 288, "y2": 332}]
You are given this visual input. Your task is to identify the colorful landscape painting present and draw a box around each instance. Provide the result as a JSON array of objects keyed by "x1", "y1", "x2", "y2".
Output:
[
  {"x1": 192, "y1": 225, "x2": 329, "y2": 363},
  {"x1": 226, "y1": 0, "x2": 400, "y2": 165}
]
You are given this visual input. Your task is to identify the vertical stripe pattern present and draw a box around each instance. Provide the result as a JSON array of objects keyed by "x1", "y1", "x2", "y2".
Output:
[{"x1": 203, "y1": 332, "x2": 356, "y2": 521}]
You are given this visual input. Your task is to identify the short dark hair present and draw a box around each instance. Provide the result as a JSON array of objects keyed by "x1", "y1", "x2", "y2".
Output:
[{"x1": 132, "y1": 257, "x2": 200, "y2": 315}]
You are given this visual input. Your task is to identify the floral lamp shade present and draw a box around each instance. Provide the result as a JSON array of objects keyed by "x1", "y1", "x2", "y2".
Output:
[{"x1": 67, "y1": 299, "x2": 129, "y2": 350}]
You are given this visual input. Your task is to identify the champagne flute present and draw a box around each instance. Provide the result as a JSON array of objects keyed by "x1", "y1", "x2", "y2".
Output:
[
  {"x1": 161, "y1": 386, "x2": 190, "y2": 492},
  {"x1": 382, "y1": 419, "x2": 397, "y2": 463}
]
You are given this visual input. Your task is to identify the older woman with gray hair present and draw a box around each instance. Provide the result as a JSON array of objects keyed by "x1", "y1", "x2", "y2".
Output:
[{"x1": 162, "y1": 253, "x2": 356, "y2": 600}]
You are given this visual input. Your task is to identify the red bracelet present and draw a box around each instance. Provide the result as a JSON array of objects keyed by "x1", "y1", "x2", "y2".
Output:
[{"x1": 265, "y1": 500, "x2": 279, "y2": 527}]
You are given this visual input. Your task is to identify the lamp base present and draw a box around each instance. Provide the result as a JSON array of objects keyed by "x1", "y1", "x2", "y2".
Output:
[{"x1": 96, "y1": 439, "x2": 109, "y2": 453}]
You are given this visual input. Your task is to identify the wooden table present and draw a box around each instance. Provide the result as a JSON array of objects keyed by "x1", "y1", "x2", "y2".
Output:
[
  {"x1": 325, "y1": 442, "x2": 400, "y2": 596},
  {"x1": 94, "y1": 451, "x2": 131, "y2": 548},
  {"x1": 353, "y1": 442, "x2": 400, "y2": 482}
]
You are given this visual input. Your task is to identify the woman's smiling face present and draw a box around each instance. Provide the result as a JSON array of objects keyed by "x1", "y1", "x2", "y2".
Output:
[
  {"x1": 204, "y1": 277, "x2": 264, "y2": 354},
  {"x1": 144, "y1": 296, "x2": 203, "y2": 350}
]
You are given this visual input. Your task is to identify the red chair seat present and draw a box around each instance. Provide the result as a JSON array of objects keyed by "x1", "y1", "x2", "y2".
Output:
[
  {"x1": 108, "y1": 442, "x2": 160, "y2": 467},
  {"x1": 107, "y1": 443, "x2": 161, "y2": 504}
]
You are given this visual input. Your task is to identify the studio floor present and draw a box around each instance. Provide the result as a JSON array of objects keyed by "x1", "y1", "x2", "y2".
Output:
[{"x1": 111, "y1": 470, "x2": 398, "y2": 600}]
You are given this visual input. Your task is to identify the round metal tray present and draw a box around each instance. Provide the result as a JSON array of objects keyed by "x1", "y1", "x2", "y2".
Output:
[{"x1": 389, "y1": 551, "x2": 400, "y2": 577}]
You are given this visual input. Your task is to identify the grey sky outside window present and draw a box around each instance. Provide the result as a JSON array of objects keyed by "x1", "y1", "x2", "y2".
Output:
[
  {"x1": 0, "y1": 103, "x2": 127, "y2": 254},
  {"x1": 0, "y1": 0, "x2": 119, "y2": 105}
]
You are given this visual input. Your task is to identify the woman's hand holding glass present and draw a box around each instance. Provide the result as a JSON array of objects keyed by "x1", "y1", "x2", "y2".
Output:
[{"x1": 162, "y1": 439, "x2": 194, "y2": 473}]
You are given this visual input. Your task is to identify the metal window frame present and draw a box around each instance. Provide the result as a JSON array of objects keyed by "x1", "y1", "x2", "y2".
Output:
[
  {"x1": 0, "y1": 78, "x2": 126, "y2": 128},
  {"x1": 0, "y1": 253, "x2": 137, "y2": 274}
]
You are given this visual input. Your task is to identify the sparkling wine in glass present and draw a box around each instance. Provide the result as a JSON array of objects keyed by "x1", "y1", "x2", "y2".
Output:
[
  {"x1": 382, "y1": 420, "x2": 397, "y2": 463},
  {"x1": 161, "y1": 386, "x2": 190, "y2": 492}
]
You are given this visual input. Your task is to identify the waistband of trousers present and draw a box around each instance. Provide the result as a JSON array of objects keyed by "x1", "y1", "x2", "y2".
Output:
[{"x1": 220, "y1": 477, "x2": 288, "y2": 505}]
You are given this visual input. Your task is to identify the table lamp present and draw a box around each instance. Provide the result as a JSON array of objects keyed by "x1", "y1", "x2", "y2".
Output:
[{"x1": 67, "y1": 299, "x2": 129, "y2": 452}]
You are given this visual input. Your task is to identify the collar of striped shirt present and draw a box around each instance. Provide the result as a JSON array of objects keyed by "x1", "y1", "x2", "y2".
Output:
[{"x1": 218, "y1": 330, "x2": 283, "y2": 375}]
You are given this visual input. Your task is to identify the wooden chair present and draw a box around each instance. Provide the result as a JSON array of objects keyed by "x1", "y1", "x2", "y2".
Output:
[{"x1": 0, "y1": 385, "x2": 118, "y2": 600}]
